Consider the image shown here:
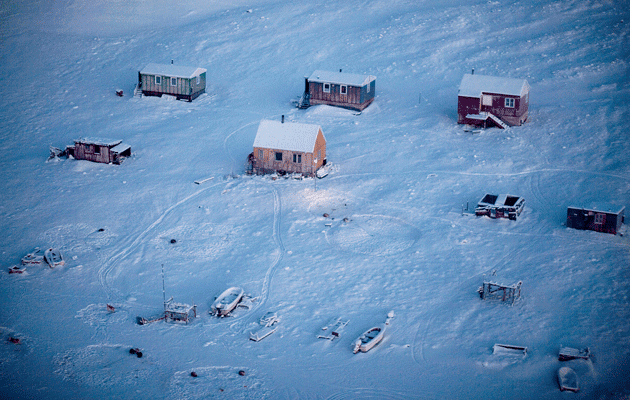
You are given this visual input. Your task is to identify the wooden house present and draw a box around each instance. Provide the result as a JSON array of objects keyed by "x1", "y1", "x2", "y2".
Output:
[
  {"x1": 249, "y1": 118, "x2": 326, "y2": 177},
  {"x1": 457, "y1": 72, "x2": 530, "y2": 128},
  {"x1": 66, "y1": 138, "x2": 131, "y2": 164},
  {"x1": 138, "y1": 63, "x2": 206, "y2": 101},
  {"x1": 300, "y1": 70, "x2": 376, "y2": 111},
  {"x1": 566, "y1": 205, "x2": 625, "y2": 235}
]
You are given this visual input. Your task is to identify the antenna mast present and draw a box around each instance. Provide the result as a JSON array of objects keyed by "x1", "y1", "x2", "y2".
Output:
[{"x1": 162, "y1": 264, "x2": 166, "y2": 310}]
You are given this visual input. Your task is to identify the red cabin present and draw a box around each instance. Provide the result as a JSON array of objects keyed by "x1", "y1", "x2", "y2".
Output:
[{"x1": 457, "y1": 73, "x2": 530, "y2": 128}]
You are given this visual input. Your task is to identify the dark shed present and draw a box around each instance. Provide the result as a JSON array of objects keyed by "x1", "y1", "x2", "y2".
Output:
[
  {"x1": 66, "y1": 138, "x2": 131, "y2": 164},
  {"x1": 457, "y1": 73, "x2": 529, "y2": 128},
  {"x1": 138, "y1": 63, "x2": 206, "y2": 102},
  {"x1": 566, "y1": 205, "x2": 625, "y2": 235},
  {"x1": 301, "y1": 70, "x2": 376, "y2": 111}
]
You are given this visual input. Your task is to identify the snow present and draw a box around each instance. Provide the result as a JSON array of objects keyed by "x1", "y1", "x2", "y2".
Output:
[
  {"x1": 253, "y1": 120, "x2": 323, "y2": 153},
  {"x1": 308, "y1": 70, "x2": 376, "y2": 87},
  {"x1": 1, "y1": 0, "x2": 630, "y2": 399},
  {"x1": 458, "y1": 73, "x2": 529, "y2": 98}
]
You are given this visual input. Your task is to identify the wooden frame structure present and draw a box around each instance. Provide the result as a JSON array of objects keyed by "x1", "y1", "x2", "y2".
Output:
[{"x1": 479, "y1": 280, "x2": 522, "y2": 305}]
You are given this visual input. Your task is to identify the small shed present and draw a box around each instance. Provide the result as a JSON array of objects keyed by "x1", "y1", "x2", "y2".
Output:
[
  {"x1": 457, "y1": 73, "x2": 530, "y2": 128},
  {"x1": 249, "y1": 118, "x2": 326, "y2": 177},
  {"x1": 66, "y1": 138, "x2": 131, "y2": 164},
  {"x1": 566, "y1": 205, "x2": 625, "y2": 235},
  {"x1": 300, "y1": 70, "x2": 376, "y2": 111},
  {"x1": 164, "y1": 298, "x2": 197, "y2": 324},
  {"x1": 138, "y1": 63, "x2": 206, "y2": 101}
]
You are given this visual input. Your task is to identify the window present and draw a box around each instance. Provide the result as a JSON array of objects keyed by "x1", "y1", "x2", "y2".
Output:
[
  {"x1": 367, "y1": 82, "x2": 370, "y2": 93},
  {"x1": 340, "y1": 85, "x2": 347, "y2": 95},
  {"x1": 258, "y1": 149, "x2": 263, "y2": 159},
  {"x1": 293, "y1": 154, "x2": 302, "y2": 163},
  {"x1": 196, "y1": 75, "x2": 200, "y2": 85},
  {"x1": 323, "y1": 83, "x2": 331, "y2": 93},
  {"x1": 483, "y1": 95, "x2": 493, "y2": 106},
  {"x1": 171, "y1": 77, "x2": 177, "y2": 86},
  {"x1": 318, "y1": 150, "x2": 321, "y2": 159},
  {"x1": 505, "y1": 98, "x2": 515, "y2": 108},
  {"x1": 155, "y1": 76, "x2": 161, "y2": 85},
  {"x1": 275, "y1": 152, "x2": 283, "y2": 161},
  {"x1": 594, "y1": 213, "x2": 604, "y2": 224},
  {"x1": 94, "y1": 145, "x2": 100, "y2": 155}
]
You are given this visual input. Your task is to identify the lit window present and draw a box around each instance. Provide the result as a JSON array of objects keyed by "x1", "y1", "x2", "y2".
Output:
[
  {"x1": 171, "y1": 77, "x2": 177, "y2": 86},
  {"x1": 155, "y1": 76, "x2": 161, "y2": 85},
  {"x1": 323, "y1": 83, "x2": 331, "y2": 93},
  {"x1": 505, "y1": 98, "x2": 515, "y2": 108},
  {"x1": 341, "y1": 85, "x2": 347, "y2": 95},
  {"x1": 258, "y1": 149, "x2": 263, "y2": 159},
  {"x1": 275, "y1": 152, "x2": 283, "y2": 161}
]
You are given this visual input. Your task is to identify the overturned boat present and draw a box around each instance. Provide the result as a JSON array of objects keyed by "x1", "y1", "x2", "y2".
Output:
[
  {"x1": 21, "y1": 248, "x2": 46, "y2": 265},
  {"x1": 210, "y1": 286, "x2": 244, "y2": 317},
  {"x1": 44, "y1": 248, "x2": 65, "y2": 268},
  {"x1": 353, "y1": 311, "x2": 394, "y2": 354},
  {"x1": 558, "y1": 366, "x2": 579, "y2": 392}
]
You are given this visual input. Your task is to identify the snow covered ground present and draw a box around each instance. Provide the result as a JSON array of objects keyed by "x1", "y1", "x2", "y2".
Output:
[{"x1": 1, "y1": 0, "x2": 629, "y2": 398}]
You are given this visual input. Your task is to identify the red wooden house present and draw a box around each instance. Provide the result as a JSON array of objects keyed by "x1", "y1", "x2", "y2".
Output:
[
  {"x1": 457, "y1": 73, "x2": 530, "y2": 128},
  {"x1": 566, "y1": 205, "x2": 625, "y2": 235},
  {"x1": 299, "y1": 70, "x2": 376, "y2": 111},
  {"x1": 66, "y1": 138, "x2": 131, "y2": 164}
]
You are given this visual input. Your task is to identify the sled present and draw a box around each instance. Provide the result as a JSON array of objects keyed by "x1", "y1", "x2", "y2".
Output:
[
  {"x1": 21, "y1": 248, "x2": 46, "y2": 265},
  {"x1": 558, "y1": 346, "x2": 590, "y2": 361},
  {"x1": 558, "y1": 366, "x2": 579, "y2": 392},
  {"x1": 317, "y1": 317, "x2": 349, "y2": 340},
  {"x1": 194, "y1": 176, "x2": 214, "y2": 185},
  {"x1": 44, "y1": 248, "x2": 65, "y2": 268},
  {"x1": 250, "y1": 311, "x2": 280, "y2": 342},
  {"x1": 492, "y1": 343, "x2": 528, "y2": 356},
  {"x1": 210, "y1": 286, "x2": 244, "y2": 317},
  {"x1": 8, "y1": 266, "x2": 26, "y2": 274}
]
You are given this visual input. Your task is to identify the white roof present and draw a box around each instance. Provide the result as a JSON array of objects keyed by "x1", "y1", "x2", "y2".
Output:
[
  {"x1": 458, "y1": 74, "x2": 529, "y2": 98},
  {"x1": 568, "y1": 204, "x2": 625, "y2": 214},
  {"x1": 253, "y1": 120, "x2": 324, "y2": 153},
  {"x1": 308, "y1": 70, "x2": 375, "y2": 87},
  {"x1": 111, "y1": 143, "x2": 131, "y2": 153},
  {"x1": 140, "y1": 63, "x2": 206, "y2": 78},
  {"x1": 74, "y1": 138, "x2": 122, "y2": 147}
]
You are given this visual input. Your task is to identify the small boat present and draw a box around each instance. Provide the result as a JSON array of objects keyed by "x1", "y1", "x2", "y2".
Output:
[
  {"x1": 559, "y1": 346, "x2": 590, "y2": 361},
  {"x1": 353, "y1": 326, "x2": 385, "y2": 354},
  {"x1": 44, "y1": 248, "x2": 65, "y2": 268},
  {"x1": 21, "y1": 248, "x2": 45, "y2": 265},
  {"x1": 558, "y1": 366, "x2": 579, "y2": 392},
  {"x1": 8, "y1": 266, "x2": 26, "y2": 274},
  {"x1": 210, "y1": 286, "x2": 244, "y2": 317}
]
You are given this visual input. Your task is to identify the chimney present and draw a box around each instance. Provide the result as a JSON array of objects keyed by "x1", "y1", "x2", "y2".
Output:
[
  {"x1": 339, "y1": 69, "x2": 342, "y2": 72},
  {"x1": 281, "y1": 115, "x2": 284, "y2": 123},
  {"x1": 171, "y1": 59, "x2": 174, "y2": 64},
  {"x1": 471, "y1": 68, "x2": 474, "y2": 75}
]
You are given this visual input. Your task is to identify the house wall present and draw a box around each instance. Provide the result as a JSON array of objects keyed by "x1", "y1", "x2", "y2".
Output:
[
  {"x1": 309, "y1": 81, "x2": 374, "y2": 111},
  {"x1": 458, "y1": 92, "x2": 529, "y2": 126},
  {"x1": 74, "y1": 143, "x2": 113, "y2": 164},
  {"x1": 140, "y1": 72, "x2": 206, "y2": 101},
  {"x1": 566, "y1": 207, "x2": 624, "y2": 235}
]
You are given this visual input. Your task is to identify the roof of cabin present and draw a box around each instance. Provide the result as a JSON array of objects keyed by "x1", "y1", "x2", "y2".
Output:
[
  {"x1": 253, "y1": 120, "x2": 324, "y2": 153},
  {"x1": 458, "y1": 74, "x2": 529, "y2": 98},
  {"x1": 73, "y1": 138, "x2": 122, "y2": 147},
  {"x1": 140, "y1": 63, "x2": 207, "y2": 79},
  {"x1": 308, "y1": 70, "x2": 375, "y2": 87},
  {"x1": 568, "y1": 204, "x2": 625, "y2": 214}
]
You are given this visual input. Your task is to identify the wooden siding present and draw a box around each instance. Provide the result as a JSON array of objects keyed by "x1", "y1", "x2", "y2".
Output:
[
  {"x1": 566, "y1": 207, "x2": 624, "y2": 235},
  {"x1": 73, "y1": 143, "x2": 112, "y2": 164},
  {"x1": 251, "y1": 129, "x2": 326, "y2": 177},
  {"x1": 309, "y1": 81, "x2": 375, "y2": 111},
  {"x1": 458, "y1": 92, "x2": 529, "y2": 126},
  {"x1": 140, "y1": 72, "x2": 206, "y2": 101}
]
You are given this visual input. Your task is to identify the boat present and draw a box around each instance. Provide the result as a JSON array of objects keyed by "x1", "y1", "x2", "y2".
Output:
[
  {"x1": 558, "y1": 366, "x2": 579, "y2": 392},
  {"x1": 44, "y1": 248, "x2": 65, "y2": 268},
  {"x1": 8, "y1": 266, "x2": 26, "y2": 274},
  {"x1": 559, "y1": 346, "x2": 590, "y2": 361},
  {"x1": 21, "y1": 248, "x2": 45, "y2": 265},
  {"x1": 353, "y1": 325, "x2": 385, "y2": 354},
  {"x1": 250, "y1": 311, "x2": 280, "y2": 342},
  {"x1": 210, "y1": 286, "x2": 244, "y2": 317}
]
